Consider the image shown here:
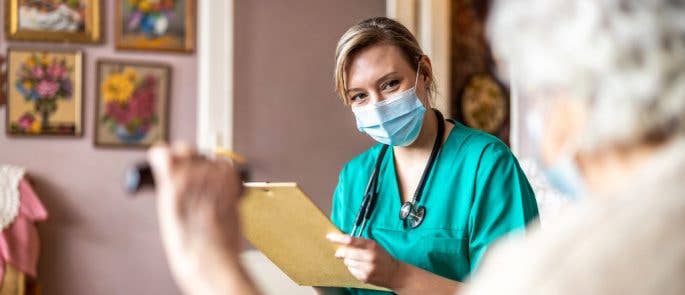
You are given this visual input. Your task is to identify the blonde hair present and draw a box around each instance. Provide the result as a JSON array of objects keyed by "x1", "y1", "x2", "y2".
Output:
[{"x1": 334, "y1": 17, "x2": 436, "y2": 105}]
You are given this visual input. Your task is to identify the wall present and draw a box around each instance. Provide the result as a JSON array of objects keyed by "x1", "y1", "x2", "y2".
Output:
[
  {"x1": 0, "y1": 0, "x2": 386, "y2": 294},
  {"x1": 234, "y1": 0, "x2": 384, "y2": 213},
  {"x1": 0, "y1": 0, "x2": 196, "y2": 294}
]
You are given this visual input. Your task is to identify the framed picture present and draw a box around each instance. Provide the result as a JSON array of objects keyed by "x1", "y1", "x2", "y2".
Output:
[
  {"x1": 4, "y1": 0, "x2": 101, "y2": 43},
  {"x1": 95, "y1": 60, "x2": 170, "y2": 148},
  {"x1": 1, "y1": 55, "x2": 6, "y2": 106},
  {"x1": 450, "y1": 0, "x2": 510, "y2": 145},
  {"x1": 115, "y1": 0, "x2": 195, "y2": 53},
  {"x1": 6, "y1": 48, "x2": 83, "y2": 136}
]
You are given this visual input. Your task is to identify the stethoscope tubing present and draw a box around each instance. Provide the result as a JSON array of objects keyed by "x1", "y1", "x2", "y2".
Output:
[{"x1": 351, "y1": 109, "x2": 444, "y2": 236}]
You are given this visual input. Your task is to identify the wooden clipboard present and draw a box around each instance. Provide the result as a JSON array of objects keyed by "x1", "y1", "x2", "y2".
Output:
[{"x1": 238, "y1": 182, "x2": 387, "y2": 291}]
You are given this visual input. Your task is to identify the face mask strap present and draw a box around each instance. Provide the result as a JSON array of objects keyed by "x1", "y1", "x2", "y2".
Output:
[
  {"x1": 414, "y1": 56, "x2": 434, "y2": 109},
  {"x1": 414, "y1": 57, "x2": 422, "y2": 88}
]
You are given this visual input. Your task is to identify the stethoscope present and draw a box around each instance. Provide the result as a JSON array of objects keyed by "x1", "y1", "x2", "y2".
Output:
[{"x1": 350, "y1": 109, "x2": 446, "y2": 237}]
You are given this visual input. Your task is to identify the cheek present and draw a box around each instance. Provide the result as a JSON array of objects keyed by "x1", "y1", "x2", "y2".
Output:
[
  {"x1": 540, "y1": 120, "x2": 565, "y2": 166},
  {"x1": 540, "y1": 101, "x2": 587, "y2": 165}
]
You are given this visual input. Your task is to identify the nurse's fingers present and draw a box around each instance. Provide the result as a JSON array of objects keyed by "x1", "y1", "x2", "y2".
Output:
[
  {"x1": 335, "y1": 247, "x2": 373, "y2": 261},
  {"x1": 343, "y1": 258, "x2": 369, "y2": 269},
  {"x1": 326, "y1": 233, "x2": 372, "y2": 248},
  {"x1": 347, "y1": 267, "x2": 371, "y2": 283}
]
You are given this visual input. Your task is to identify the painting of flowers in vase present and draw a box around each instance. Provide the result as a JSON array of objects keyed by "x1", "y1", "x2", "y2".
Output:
[
  {"x1": 6, "y1": 49, "x2": 83, "y2": 136},
  {"x1": 95, "y1": 60, "x2": 170, "y2": 148},
  {"x1": 115, "y1": 0, "x2": 195, "y2": 52}
]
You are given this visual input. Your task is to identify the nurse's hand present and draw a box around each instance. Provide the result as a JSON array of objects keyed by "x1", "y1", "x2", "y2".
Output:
[{"x1": 326, "y1": 233, "x2": 402, "y2": 289}]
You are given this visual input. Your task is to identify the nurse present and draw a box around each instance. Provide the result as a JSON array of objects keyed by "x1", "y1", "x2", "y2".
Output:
[{"x1": 324, "y1": 17, "x2": 539, "y2": 294}]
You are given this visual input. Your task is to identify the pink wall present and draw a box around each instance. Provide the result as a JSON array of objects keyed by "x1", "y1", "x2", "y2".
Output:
[
  {"x1": 1, "y1": 0, "x2": 385, "y2": 294},
  {"x1": 234, "y1": 0, "x2": 384, "y2": 212},
  {"x1": 0, "y1": 1, "x2": 196, "y2": 294}
]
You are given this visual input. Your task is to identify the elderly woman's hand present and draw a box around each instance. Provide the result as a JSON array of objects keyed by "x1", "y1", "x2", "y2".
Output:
[{"x1": 148, "y1": 143, "x2": 254, "y2": 294}]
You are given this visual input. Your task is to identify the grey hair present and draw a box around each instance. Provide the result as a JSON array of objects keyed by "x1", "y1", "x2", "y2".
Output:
[{"x1": 488, "y1": 0, "x2": 685, "y2": 150}]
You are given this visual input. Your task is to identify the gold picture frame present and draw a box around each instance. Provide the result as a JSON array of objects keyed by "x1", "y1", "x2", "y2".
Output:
[
  {"x1": 6, "y1": 48, "x2": 84, "y2": 137},
  {"x1": 94, "y1": 59, "x2": 171, "y2": 148},
  {"x1": 4, "y1": 0, "x2": 101, "y2": 43},
  {"x1": 1, "y1": 54, "x2": 6, "y2": 106},
  {"x1": 115, "y1": 0, "x2": 195, "y2": 53}
]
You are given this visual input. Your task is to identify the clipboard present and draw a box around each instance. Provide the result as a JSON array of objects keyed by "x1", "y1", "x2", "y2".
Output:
[{"x1": 238, "y1": 182, "x2": 387, "y2": 291}]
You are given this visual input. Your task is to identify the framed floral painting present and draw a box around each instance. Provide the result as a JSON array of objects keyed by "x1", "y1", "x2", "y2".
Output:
[
  {"x1": 6, "y1": 49, "x2": 83, "y2": 136},
  {"x1": 5, "y1": 0, "x2": 101, "y2": 43},
  {"x1": 95, "y1": 60, "x2": 170, "y2": 148},
  {"x1": 115, "y1": 0, "x2": 195, "y2": 53}
]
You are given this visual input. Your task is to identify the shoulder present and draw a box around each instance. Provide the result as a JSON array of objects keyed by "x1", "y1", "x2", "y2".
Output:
[
  {"x1": 448, "y1": 122, "x2": 514, "y2": 164},
  {"x1": 338, "y1": 143, "x2": 385, "y2": 179}
]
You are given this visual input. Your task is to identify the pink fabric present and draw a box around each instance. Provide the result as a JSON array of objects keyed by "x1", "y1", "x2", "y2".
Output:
[{"x1": 0, "y1": 179, "x2": 48, "y2": 284}]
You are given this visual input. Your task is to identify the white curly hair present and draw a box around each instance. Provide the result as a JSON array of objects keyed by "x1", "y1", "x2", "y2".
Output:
[{"x1": 488, "y1": 0, "x2": 685, "y2": 151}]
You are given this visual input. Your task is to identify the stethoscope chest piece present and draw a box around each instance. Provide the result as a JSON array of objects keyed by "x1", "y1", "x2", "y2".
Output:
[
  {"x1": 399, "y1": 201, "x2": 413, "y2": 220},
  {"x1": 400, "y1": 202, "x2": 426, "y2": 228},
  {"x1": 400, "y1": 203, "x2": 426, "y2": 229}
]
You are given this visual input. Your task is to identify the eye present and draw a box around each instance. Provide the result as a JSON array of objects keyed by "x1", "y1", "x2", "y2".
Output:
[
  {"x1": 349, "y1": 92, "x2": 367, "y2": 103},
  {"x1": 380, "y1": 79, "x2": 400, "y2": 91}
]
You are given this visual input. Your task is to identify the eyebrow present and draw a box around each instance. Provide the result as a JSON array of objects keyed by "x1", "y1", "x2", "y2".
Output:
[{"x1": 346, "y1": 71, "x2": 399, "y2": 95}]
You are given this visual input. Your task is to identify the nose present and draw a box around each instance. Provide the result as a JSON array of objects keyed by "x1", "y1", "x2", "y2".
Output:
[{"x1": 367, "y1": 91, "x2": 384, "y2": 105}]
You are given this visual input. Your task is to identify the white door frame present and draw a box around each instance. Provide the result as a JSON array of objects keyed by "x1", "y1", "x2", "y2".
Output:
[
  {"x1": 387, "y1": 0, "x2": 452, "y2": 118},
  {"x1": 196, "y1": 0, "x2": 234, "y2": 150}
]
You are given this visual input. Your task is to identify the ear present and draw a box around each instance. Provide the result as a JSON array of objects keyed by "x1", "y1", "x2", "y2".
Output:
[{"x1": 419, "y1": 55, "x2": 434, "y2": 83}]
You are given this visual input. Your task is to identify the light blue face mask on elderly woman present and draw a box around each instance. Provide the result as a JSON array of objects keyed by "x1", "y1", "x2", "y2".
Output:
[
  {"x1": 526, "y1": 104, "x2": 586, "y2": 199},
  {"x1": 352, "y1": 63, "x2": 426, "y2": 146}
]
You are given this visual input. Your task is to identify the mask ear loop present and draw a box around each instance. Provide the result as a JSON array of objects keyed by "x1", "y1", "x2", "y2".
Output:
[
  {"x1": 415, "y1": 56, "x2": 434, "y2": 109},
  {"x1": 414, "y1": 57, "x2": 422, "y2": 89}
]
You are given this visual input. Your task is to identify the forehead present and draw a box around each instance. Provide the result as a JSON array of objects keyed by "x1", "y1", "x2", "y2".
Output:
[{"x1": 346, "y1": 44, "x2": 412, "y2": 89}]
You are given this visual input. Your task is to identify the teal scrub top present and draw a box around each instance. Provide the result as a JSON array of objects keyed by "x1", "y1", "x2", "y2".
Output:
[{"x1": 330, "y1": 122, "x2": 539, "y2": 294}]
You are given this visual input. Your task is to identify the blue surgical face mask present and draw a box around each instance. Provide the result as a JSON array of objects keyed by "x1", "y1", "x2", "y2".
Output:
[
  {"x1": 542, "y1": 155, "x2": 586, "y2": 199},
  {"x1": 352, "y1": 64, "x2": 426, "y2": 146},
  {"x1": 527, "y1": 104, "x2": 586, "y2": 199}
]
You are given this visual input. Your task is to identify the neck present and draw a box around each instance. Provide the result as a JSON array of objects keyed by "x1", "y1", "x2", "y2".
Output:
[{"x1": 394, "y1": 109, "x2": 439, "y2": 159}]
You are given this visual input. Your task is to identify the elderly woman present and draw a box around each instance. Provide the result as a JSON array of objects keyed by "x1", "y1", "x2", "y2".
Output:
[
  {"x1": 148, "y1": 0, "x2": 685, "y2": 294},
  {"x1": 464, "y1": 0, "x2": 685, "y2": 294}
]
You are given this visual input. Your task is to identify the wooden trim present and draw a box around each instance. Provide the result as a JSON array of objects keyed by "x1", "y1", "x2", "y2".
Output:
[
  {"x1": 387, "y1": 0, "x2": 452, "y2": 118},
  {"x1": 0, "y1": 264, "x2": 26, "y2": 295},
  {"x1": 386, "y1": 0, "x2": 418, "y2": 35},
  {"x1": 196, "y1": 0, "x2": 234, "y2": 150},
  {"x1": 419, "y1": 0, "x2": 451, "y2": 118}
]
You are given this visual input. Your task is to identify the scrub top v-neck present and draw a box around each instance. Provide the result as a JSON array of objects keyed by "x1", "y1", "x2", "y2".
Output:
[{"x1": 330, "y1": 121, "x2": 539, "y2": 295}]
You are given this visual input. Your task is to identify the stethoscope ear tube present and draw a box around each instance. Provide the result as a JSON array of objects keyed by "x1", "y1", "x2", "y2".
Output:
[{"x1": 351, "y1": 145, "x2": 389, "y2": 237}]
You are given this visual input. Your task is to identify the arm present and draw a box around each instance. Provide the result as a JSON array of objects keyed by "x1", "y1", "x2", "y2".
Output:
[
  {"x1": 149, "y1": 143, "x2": 261, "y2": 295},
  {"x1": 393, "y1": 262, "x2": 462, "y2": 295},
  {"x1": 468, "y1": 142, "x2": 539, "y2": 270},
  {"x1": 327, "y1": 234, "x2": 463, "y2": 295}
]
